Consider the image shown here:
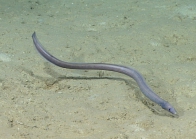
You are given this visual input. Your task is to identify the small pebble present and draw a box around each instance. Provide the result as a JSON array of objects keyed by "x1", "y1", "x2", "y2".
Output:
[{"x1": 0, "y1": 53, "x2": 11, "y2": 62}]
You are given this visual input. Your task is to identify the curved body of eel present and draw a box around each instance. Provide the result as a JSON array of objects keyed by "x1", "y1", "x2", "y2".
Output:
[{"x1": 32, "y1": 32, "x2": 177, "y2": 115}]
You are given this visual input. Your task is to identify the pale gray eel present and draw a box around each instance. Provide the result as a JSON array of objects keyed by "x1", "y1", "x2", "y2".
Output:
[{"x1": 32, "y1": 32, "x2": 177, "y2": 115}]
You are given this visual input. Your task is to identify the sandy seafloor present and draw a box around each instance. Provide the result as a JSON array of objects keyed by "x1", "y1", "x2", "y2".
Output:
[{"x1": 0, "y1": 0, "x2": 196, "y2": 138}]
